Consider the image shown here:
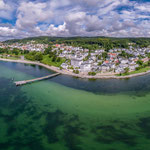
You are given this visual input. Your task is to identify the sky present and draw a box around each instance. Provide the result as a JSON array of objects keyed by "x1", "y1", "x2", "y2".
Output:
[{"x1": 0, "y1": 0, "x2": 150, "y2": 41}]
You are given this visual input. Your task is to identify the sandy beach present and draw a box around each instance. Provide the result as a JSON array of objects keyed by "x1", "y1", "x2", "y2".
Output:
[{"x1": 0, "y1": 58, "x2": 150, "y2": 79}]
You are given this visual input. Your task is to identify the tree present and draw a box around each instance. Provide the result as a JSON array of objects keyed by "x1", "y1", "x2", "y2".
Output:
[
  {"x1": 102, "y1": 52, "x2": 107, "y2": 59},
  {"x1": 98, "y1": 62, "x2": 102, "y2": 66},
  {"x1": 44, "y1": 46, "x2": 52, "y2": 55},
  {"x1": 124, "y1": 67, "x2": 129, "y2": 74},
  {"x1": 73, "y1": 70, "x2": 79, "y2": 74},
  {"x1": 35, "y1": 52, "x2": 43, "y2": 61},
  {"x1": 136, "y1": 60, "x2": 143, "y2": 66},
  {"x1": 52, "y1": 56, "x2": 57, "y2": 62},
  {"x1": 56, "y1": 57, "x2": 61, "y2": 62},
  {"x1": 12, "y1": 48, "x2": 20, "y2": 55}
]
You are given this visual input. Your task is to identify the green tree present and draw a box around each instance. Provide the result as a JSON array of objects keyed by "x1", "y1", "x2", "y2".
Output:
[
  {"x1": 102, "y1": 52, "x2": 107, "y2": 59},
  {"x1": 136, "y1": 60, "x2": 143, "y2": 66},
  {"x1": 44, "y1": 46, "x2": 52, "y2": 55},
  {"x1": 12, "y1": 48, "x2": 20, "y2": 55},
  {"x1": 35, "y1": 52, "x2": 43, "y2": 61},
  {"x1": 124, "y1": 67, "x2": 129, "y2": 74}
]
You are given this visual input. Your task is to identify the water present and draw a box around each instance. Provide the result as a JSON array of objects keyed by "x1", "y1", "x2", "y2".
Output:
[{"x1": 0, "y1": 61, "x2": 150, "y2": 150}]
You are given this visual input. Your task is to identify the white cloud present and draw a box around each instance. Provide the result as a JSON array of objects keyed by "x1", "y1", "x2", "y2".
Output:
[
  {"x1": 135, "y1": 3, "x2": 150, "y2": 13},
  {"x1": 0, "y1": 0, "x2": 13, "y2": 19},
  {"x1": 0, "y1": 0, "x2": 150, "y2": 41},
  {"x1": 16, "y1": 1, "x2": 53, "y2": 30}
]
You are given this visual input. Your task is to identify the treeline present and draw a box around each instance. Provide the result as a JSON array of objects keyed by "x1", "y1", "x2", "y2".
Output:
[
  {"x1": 4, "y1": 36, "x2": 150, "y2": 51},
  {"x1": 0, "y1": 47, "x2": 65, "y2": 67},
  {"x1": 0, "y1": 48, "x2": 29, "y2": 55}
]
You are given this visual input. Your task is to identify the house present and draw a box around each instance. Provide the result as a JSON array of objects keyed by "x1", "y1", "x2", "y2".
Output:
[
  {"x1": 92, "y1": 65, "x2": 99, "y2": 72},
  {"x1": 129, "y1": 64, "x2": 139, "y2": 71},
  {"x1": 115, "y1": 67, "x2": 125, "y2": 73},
  {"x1": 119, "y1": 63, "x2": 129, "y2": 68},
  {"x1": 100, "y1": 65, "x2": 110, "y2": 72},
  {"x1": 61, "y1": 63, "x2": 69, "y2": 69},
  {"x1": 71, "y1": 56, "x2": 83, "y2": 68},
  {"x1": 142, "y1": 57, "x2": 149, "y2": 63},
  {"x1": 80, "y1": 62, "x2": 92, "y2": 72},
  {"x1": 120, "y1": 59, "x2": 129, "y2": 64},
  {"x1": 108, "y1": 53, "x2": 117, "y2": 58}
]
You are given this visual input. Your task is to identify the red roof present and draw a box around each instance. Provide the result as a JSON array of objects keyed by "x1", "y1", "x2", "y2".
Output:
[
  {"x1": 108, "y1": 53, "x2": 117, "y2": 56},
  {"x1": 105, "y1": 61, "x2": 109, "y2": 63}
]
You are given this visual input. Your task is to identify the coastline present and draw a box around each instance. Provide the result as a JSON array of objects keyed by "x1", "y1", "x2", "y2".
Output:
[{"x1": 0, "y1": 58, "x2": 150, "y2": 79}]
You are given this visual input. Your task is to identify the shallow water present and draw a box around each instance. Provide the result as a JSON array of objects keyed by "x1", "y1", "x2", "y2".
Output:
[{"x1": 0, "y1": 61, "x2": 150, "y2": 150}]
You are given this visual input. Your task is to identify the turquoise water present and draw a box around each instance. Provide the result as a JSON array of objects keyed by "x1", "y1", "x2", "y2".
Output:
[{"x1": 0, "y1": 61, "x2": 150, "y2": 150}]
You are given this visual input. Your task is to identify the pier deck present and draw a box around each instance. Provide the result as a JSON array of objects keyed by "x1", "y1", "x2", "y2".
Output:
[{"x1": 15, "y1": 73, "x2": 60, "y2": 86}]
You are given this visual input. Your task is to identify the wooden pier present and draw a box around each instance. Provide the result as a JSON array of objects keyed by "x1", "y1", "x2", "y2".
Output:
[{"x1": 15, "y1": 73, "x2": 60, "y2": 86}]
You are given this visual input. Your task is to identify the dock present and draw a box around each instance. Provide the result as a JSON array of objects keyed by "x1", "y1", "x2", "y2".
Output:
[{"x1": 15, "y1": 73, "x2": 60, "y2": 86}]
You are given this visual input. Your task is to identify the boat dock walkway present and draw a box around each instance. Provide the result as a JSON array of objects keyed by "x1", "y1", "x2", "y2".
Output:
[{"x1": 15, "y1": 73, "x2": 60, "y2": 86}]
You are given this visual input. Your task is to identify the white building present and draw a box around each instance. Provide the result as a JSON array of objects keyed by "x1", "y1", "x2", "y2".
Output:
[
  {"x1": 61, "y1": 63, "x2": 69, "y2": 69},
  {"x1": 80, "y1": 62, "x2": 91, "y2": 72},
  {"x1": 71, "y1": 56, "x2": 83, "y2": 68}
]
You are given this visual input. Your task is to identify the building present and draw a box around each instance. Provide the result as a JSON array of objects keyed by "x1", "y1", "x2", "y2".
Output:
[
  {"x1": 80, "y1": 62, "x2": 92, "y2": 72},
  {"x1": 71, "y1": 56, "x2": 83, "y2": 68}
]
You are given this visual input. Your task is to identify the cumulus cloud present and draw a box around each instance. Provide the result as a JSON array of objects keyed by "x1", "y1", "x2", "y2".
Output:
[
  {"x1": 0, "y1": 0, "x2": 150, "y2": 41},
  {"x1": 16, "y1": 1, "x2": 53, "y2": 30},
  {"x1": 0, "y1": 0, "x2": 14, "y2": 19}
]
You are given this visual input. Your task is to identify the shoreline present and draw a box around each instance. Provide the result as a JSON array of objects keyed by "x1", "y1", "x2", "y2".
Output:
[{"x1": 0, "y1": 58, "x2": 150, "y2": 79}]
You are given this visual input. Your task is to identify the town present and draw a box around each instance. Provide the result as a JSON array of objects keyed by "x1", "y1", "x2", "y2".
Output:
[{"x1": 0, "y1": 41, "x2": 150, "y2": 76}]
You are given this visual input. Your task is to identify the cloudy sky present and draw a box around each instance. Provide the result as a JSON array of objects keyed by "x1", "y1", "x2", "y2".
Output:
[{"x1": 0, "y1": 0, "x2": 150, "y2": 41}]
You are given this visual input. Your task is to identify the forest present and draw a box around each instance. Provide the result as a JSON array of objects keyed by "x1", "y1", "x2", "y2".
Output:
[{"x1": 4, "y1": 36, "x2": 150, "y2": 51}]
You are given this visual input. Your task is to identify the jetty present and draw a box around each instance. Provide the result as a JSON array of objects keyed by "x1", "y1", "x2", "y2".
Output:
[{"x1": 15, "y1": 73, "x2": 60, "y2": 86}]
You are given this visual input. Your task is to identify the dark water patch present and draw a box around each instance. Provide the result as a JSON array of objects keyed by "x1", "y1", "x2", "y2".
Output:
[
  {"x1": 7, "y1": 125, "x2": 17, "y2": 136},
  {"x1": 64, "y1": 124, "x2": 83, "y2": 150},
  {"x1": 138, "y1": 117, "x2": 150, "y2": 139},
  {"x1": 31, "y1": 111, "x2": 46, "y2": 120},
  {"x1": 93, "y1": 125, "x2": 137, "y2": 146},
  {"x1": 43, "y1": 110, "x2": 65, "y2": 143},
  {"x1": 0, "y1": 77, "x2": 46, "y2": 149},
  {"x1": 0, "y1": 142, "x2": 10, "y2": 150},
  {"x1": 50, "y1": 73, "x2": 150, "y2": 96},
  {"x1": 63, "y1": 114, "x2": 85, "y2": 150},
  {"x1": 43, "y1": 110, "x2": 85, "y2": 150},
  {"x1": 9, "y1": 135, "x2": 44, "y2": 150}
]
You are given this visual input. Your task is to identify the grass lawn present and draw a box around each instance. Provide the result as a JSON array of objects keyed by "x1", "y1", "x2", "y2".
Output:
[
  {"x1": 117, "y1": 67, "x2": 150, "y2": 76},
  {"x1": 41, "y1": 55, "x2": 66, "y2": 67}
]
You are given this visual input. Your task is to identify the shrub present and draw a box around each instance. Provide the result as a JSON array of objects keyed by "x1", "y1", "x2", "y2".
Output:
[
  {"x1": 73, "y1": 70, "x2": 79, "y2": 74},
  {"x1": 88, "y1": 72, "x2": 96, "y2": 76}
]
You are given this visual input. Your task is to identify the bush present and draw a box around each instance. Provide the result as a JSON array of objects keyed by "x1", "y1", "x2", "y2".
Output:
[
  {"x1": 52, "y1": 56, "x2": 57, "y2": 62},
  {"x1": 56, "y1": 57, "x2": 61, "y2": 62},
  {"x1": 136, "y1": 60, "x2": 143, "y2": 66},
  {"x1": 73, "y1": 70, "x2": 79, "y2": 74},
  {"x1": 88, "y1": 72, "x2": 96, "y2": 76},
  {"x1": 135, "y1": 67, "x2": 141, "y2": 71},
  {"x1": 60, "y1": 66, "x2": 63, "y2": 70}
]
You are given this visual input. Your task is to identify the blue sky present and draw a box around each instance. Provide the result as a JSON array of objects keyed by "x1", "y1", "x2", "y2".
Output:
[{"x1": 0, "y1": 0, "x2": 150, "y2": 41}]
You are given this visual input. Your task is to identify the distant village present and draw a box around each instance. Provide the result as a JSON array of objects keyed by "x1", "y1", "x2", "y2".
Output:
[{"x1": 0, "y1": 41, "x2": 150, "y2": 74}]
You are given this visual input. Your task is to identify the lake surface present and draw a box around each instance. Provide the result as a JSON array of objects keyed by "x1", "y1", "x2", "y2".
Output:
[{"x1": 0, "y1": 61, "x2": 150, "y2": 150}]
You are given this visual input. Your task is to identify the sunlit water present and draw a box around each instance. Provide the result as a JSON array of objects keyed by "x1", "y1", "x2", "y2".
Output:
[{"x1": 0, "y1": 61, "x2": 150, "y2": 150}]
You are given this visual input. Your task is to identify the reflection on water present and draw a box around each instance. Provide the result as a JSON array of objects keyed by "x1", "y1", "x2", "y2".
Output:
[{"x1": 0, "y1": 61, "x2": 150, "y2": 150}]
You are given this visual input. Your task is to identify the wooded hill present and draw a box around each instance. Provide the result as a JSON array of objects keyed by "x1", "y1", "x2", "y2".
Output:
[{"x1": 4, "y1": 36, "x2": 150, "y2": 50}]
